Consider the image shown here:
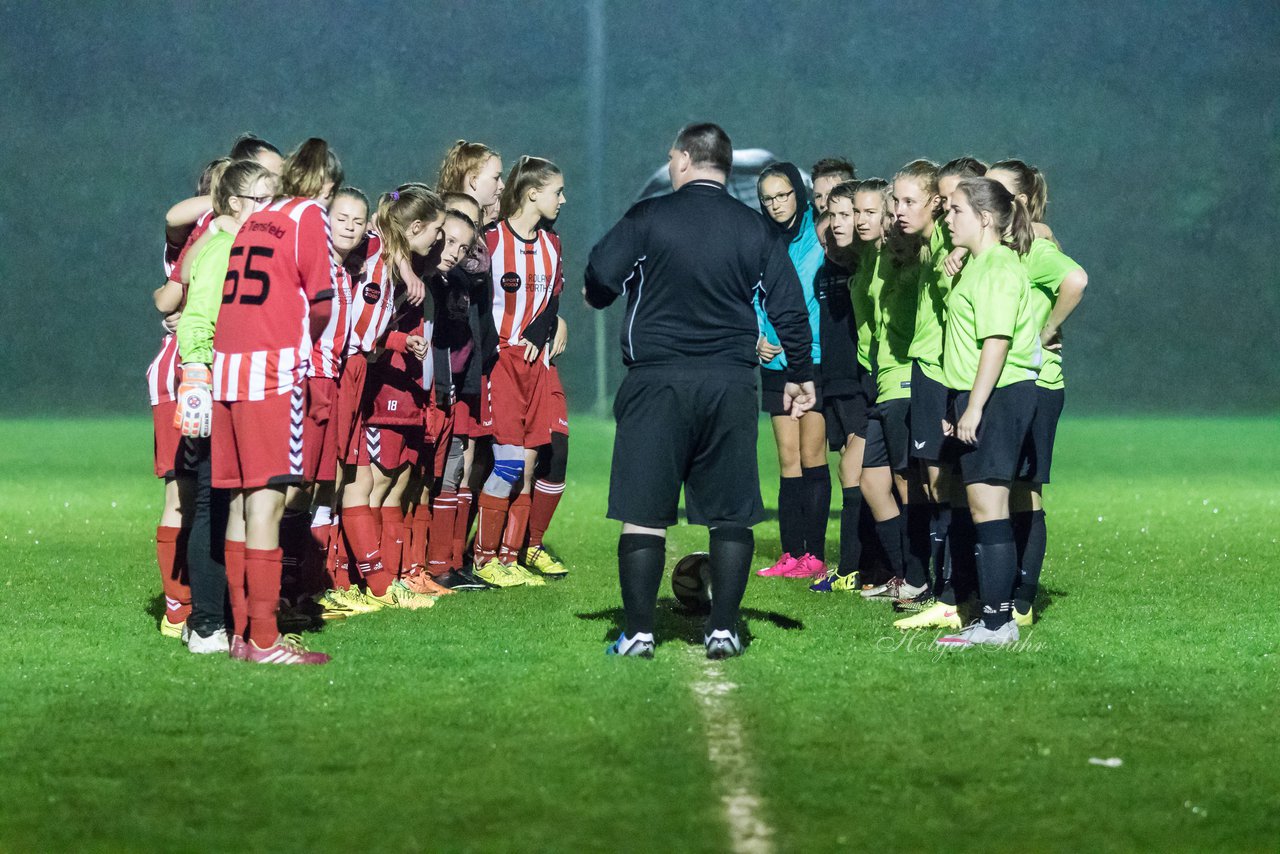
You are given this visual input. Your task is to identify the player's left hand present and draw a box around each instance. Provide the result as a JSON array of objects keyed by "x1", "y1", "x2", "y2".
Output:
[
  {"x1": 956, "y1": 406, "x2": 982, "y2": 445},
  {"x1": 783, "y1": 381, "x2": 816, "y2": 419},
  {"x1": 1041, "y1": 326, "x2": 1063, "y2": 351},
  {"x1": 405, "y1": 335, "x2": 428, "y2": 360},
  {"x1": 518, "y1": 337, "x2": 541, "y2": 363},
  {"x1": 162, "y1": 310, "x2": 182, "y2": 334}
]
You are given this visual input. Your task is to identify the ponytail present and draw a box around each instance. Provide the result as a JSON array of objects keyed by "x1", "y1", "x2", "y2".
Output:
[
  {"x1": 499, "y1": 155, "x2": 562, "y2": 220},
  {"x1": 436, "y1": 140, "x2": 499, "y2": 195},
  {"x1": 990, "y1": 159, "x2": 1048, "y2": 223},
  {"x1": 198, "y1": 157, "x2": 232, "y2": 196},
  {"x1": 956, "y1": 177, "x2": 1034, "y2": 256},
  {"x1": 1006, "y1": 197, "x2": 1035, "y2": 256},
  {"x1": 280, "y1": 137, "x2": 343, "y2": 201},
  {"x1": 375, "y1": 183, "x2": 445, "y2": 269}
]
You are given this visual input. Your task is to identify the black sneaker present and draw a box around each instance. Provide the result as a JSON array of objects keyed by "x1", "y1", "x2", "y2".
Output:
[
  {"x1": 892, "y1": 589, "x2": 936, "y2": 613},
  {"x1": 437, "y1": 568, "x2": 490, "y2": 590}
]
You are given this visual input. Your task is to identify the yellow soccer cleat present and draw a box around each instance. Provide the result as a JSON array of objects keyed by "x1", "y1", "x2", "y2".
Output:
[
  {"x1": 894, "y1": 601, "x2": 962, "y2": 630},
  {"x1": 366, "y1": 579, "x2": 437, "y2": 610},
  {"x1": 333, "y1": 586, "x2": 385, "y2": 613},
  {"x1": 160, "y1": 616, "x2": 186, "y2": 640},
  {"x1": 831, "y1": 571, "x2": 862, "y2": 592},
  {"x1": 521, "y1": 546, "x2": 569, "y2": 579},
  {"x1": 506, "y1": 562, "x2": 547, "y2": 587},
  {"x1": 474, "y1": 558, "x2": 526, "y2": 588},
  {"x1": 1013, "y1": 604, "x2": 1034, "y2": 627}
]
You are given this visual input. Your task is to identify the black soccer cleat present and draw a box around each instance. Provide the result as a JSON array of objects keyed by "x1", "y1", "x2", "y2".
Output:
[{"x1": 436, "y1": 569, "x2": 491, "y2": 590}]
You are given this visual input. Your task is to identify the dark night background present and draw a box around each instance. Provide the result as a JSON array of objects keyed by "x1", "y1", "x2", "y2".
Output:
[{"x1": 2, "y1": 0, "x2": 1277, "y2": 415}]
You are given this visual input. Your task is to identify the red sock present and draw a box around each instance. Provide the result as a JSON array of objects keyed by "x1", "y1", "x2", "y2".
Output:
[
  {"x1": 429, "y1": 491, "x2": 458, "y2": 576},
  {"x1": 409, "y1": 503, "x2": 430, "y2": 575},
  {"x1": 474, "y1": 491, "x2": 508, "y2": 565},
  {"x1": 499, "y1": 493, "x2": 532, "y2": 564},
  {"x1": 340, "y1": 505, "x2": 382, "y2": 577},
  {"x1": 527, "y1": 480, "x2": 565, "y2": 550},
  {"x1": 379, "y1": 506, "x2": 405, "y2": 580},
  {"x1": 224, "y1": 540, "x2": 247, "y2": 639},
  {"x1": 156, "y1": 525, "x2": 192, "y2": 625},
  {"x1": 453, "y1": 487, "x2": 473, "y2": 569},
  {"x1": 244, "y1": 547, "x2": 283, "y2": 649}
]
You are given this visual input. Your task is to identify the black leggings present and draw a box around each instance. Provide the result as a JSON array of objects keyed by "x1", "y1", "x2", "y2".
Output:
[{"x1": 186, "y1": 440, "x2": 232, "y2": 636}]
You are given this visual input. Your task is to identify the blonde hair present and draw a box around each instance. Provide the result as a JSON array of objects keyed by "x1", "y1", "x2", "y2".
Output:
[
  {"x1": 893, "y1": 159, "x2": 941, "y2": 264},
  {"x1": 499, "y1": 156, "x2": 561, "y2": 220},
  {"x1": 375, "y1": 183, "x2": 445, "y2": 268},
  {"x1": 280, "y1": 138, "x2": 343, "y2": 200},
  {"x1": 436, "y1": 140, "x2": 499, "y2": 195},
  {"x1": 989, "y1": 159, "x2": 1048, "y2": 223},
  {"x1": 211, "y1": 160, "x2": 271, "y2": 217}
]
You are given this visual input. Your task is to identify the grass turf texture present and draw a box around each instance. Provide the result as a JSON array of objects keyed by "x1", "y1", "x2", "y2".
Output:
[{"x1": 2, "y1": 415, "x2": 1277, "y2": 852}]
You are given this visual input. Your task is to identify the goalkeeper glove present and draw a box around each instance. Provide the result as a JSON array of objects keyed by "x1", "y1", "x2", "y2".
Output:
[{"x1": 173, "y1": 363, "x2": 213, "y2": 438}]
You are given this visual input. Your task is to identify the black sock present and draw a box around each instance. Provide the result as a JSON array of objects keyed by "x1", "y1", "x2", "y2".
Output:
[
  {"x1": 1013, "y1": 509, "x2": 1046, "y2": 611},
  {"x1": 838, "y1": 486, "x2": 863, "y2": 575},
  {"x1": 186, "y1": 445, "x2": 231, "y2": 636},
  {"x1": 903, "y1": 502, "x2": 932, "y2": 589},
  {"x1": 802, "y1": 466, "x2": 831, "y2": 561},
  {"x1": 874, "y1": 515, "x2": 907, "y2": 582},
  {"x1": 931, "y1": 503, "x2": 954, "y2": 602},
  {"x1": 948, "y1": 507, "x2": 978, "y2": 604},
  {"x1": 707, "y1": 526, "x2": 754, "y2": 633},
  {"x1": 975, "y1": 519, "x2": 1017, "y2": 630},
  {"x1": 618, "y1": 533, "x2": 665, "y2": 636},
  {"x1": 777, "y1": 476, "x2": 805, "y2": 557}
]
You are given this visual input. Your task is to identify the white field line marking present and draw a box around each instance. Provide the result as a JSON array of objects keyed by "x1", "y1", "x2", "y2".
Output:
[{"x1": 688, "y1": 652, "x2": 775, "y2": 854}]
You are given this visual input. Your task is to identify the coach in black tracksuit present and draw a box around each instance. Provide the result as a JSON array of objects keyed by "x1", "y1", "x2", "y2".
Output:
[{"x1": 584, "y1": 123, "x2": 815, "y2": 659}]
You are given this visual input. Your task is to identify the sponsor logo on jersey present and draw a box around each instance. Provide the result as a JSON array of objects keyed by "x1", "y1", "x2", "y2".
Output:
[
  {"x1": 500, "y1": 272, "x2": 522, "y2": 293},
  {"x1": 363, "y1": 283, "x2": 381, "y2": 304},
  {"x1": 247, "y1": 221, "x2": 287, "y2": 239}
]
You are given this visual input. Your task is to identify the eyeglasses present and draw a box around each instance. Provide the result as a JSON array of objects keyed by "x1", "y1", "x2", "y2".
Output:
[
  {"x1": 236, "y1": 194, "x2": 272, "y2": 204},
  {"x1": 758, "y1": 189, "x2": 795, "y2": 207}
]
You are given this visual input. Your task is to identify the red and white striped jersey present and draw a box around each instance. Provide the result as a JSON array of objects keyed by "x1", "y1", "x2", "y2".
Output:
[
  {"x1": 309, "y1": 261, "x2": 352, "y2": 379},
  {"x1": 346, "y1": 232, "x2": 397, "y2": 357},
  {"x1": 164, "y1": 210, "x2": 214, "y2": 280},
  {"x1": 146, "y1": 334, "x2": 180, "y2": 406},
  {"x1": 212, "y1": 198, "x2": 335, "y2": 402},
  {"x1": 485, "y1": 221, "x2": 562, "y2": 349}
]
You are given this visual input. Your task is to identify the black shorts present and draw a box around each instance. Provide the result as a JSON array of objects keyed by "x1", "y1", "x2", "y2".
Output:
[
  {"x1": 1018, "y1": 386, "x2": 1065, "y2": 484},
  {"x1": 862, "y1": 415, "x2": 889, "y2": 468},
  {"x1": 761, "y1": 366, "x2": 823, "y2": 417},
  {"x1": 822, "y1": 392, "x2": 869, "y2": 450},
  {"x1": 909, "y1": 361, "x2": 947, "y2": 462},
  {"x1": 949, "y1": 381, "x2": 1038, "y2": 485},
  {"x1": 879, "y1": 398, "x2": 911, "y2": 473},
  {"x1": 609, "y1": 370, "x2": 765, "y2": 528}
]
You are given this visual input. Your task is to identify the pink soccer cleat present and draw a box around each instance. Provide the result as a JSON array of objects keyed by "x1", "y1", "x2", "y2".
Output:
[
  {"x1": 787, "y1": 554, "x2": 828, "y2": 578},
  {"x1": 243, "y1": 634, "x2": 331, "y2": 665},
  {"x1": 757, "y1": 553, "x2": 800, "y2": 577}
]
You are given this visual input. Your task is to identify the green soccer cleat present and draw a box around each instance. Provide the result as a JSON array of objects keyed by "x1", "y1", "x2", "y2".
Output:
[
  {"x1": 894, "y1": 601, "x2": 963, "y2": 630},
  {"x1": 366, "y1": 580, "x2": 437, "y2": 610},
  {"x1": 505, "y1": 561, "x2": 546, "y2": 587},
  {"x1": 521, "y1": 546, "x2": 569, "y2": 579},
  {"x1": 1013, "y1": 604, "x2": 1034, "y2": 627},
  {"x1": 475, "y1": 558, "x2": 526, "y2": 588}
]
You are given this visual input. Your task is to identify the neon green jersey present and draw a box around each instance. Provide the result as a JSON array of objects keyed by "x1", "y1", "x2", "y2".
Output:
[
  {"x1": 848, "y1": 242, "x2": 885, "y2": 372},
  {"x1": 176, "y1": 229, "x2": 235, "y2": 365},
  {"x1": 1022, "y1": 238, "x2": 1082, "y2": 390},
  {"x1": 907, "y1": 219, "x2": 954, "y2": 382},
  {"x1": 874, "y1": 250, "x2": 917, "y2": 402},
  {"x1": 941, "y1": 243, "x2": 1040, "y2": 391}
]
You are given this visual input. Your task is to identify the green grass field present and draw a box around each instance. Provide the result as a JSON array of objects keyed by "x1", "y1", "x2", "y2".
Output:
[{"x1": 2, "y1": 415, "x2": 1278, "y2": 852}]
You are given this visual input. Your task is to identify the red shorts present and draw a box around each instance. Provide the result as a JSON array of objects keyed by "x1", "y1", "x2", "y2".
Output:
[
  {"x1": 335, "y1": 354, "x2": 368, "y2": 464},
  {"x1": 152, "y1": 401, "x2": 198, "y2": 479},
  {"x1": 454, "y1": 381, "x2": 493, "y2": 439},
  {"x1": 489, "y1": 348, "x2": 551, "y2": 447},
  {"x1": 544, "y1": 367, "x2": 569, "y2": 438},
  {"x1": 303, "y1": 376, "x2": 339, "y2": 483},
  {"x1": 350, "y1": 424, "x2": 422, "y2": 470},
  {"x1": 211, "y1": 387, "x2": 306, "y2": 490},
  {"x1": 424, "y1": 404, "x2": 453, "y2": 479}
]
